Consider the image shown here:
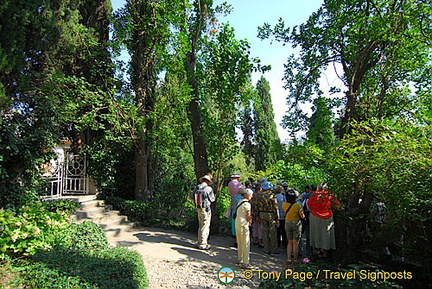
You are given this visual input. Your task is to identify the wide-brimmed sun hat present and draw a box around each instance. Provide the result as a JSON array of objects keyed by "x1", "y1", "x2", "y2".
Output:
[
  {"x1": 200, "y1": 174, "x2": 213, "y2": 183},
  {"x1": 231, "y1": 172, "x2": 241, "y2": 178}
]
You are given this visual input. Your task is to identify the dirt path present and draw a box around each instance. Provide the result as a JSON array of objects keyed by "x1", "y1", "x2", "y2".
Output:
[{"x1": 108, "y1": 226, "x2": 288, "y2": 288}]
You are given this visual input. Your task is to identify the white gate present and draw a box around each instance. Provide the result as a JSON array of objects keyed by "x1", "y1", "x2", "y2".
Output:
[
  {"x1": 42, "y1": 149, "x2": 89, "y2": 199},
  {"x1": 63, "y1": 153, "x2": 88, "y2": 195}
]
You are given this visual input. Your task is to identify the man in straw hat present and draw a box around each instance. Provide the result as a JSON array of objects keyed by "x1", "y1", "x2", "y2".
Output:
[{"x1": 190, "y1": 174, "x2": 215, "y2": 250}]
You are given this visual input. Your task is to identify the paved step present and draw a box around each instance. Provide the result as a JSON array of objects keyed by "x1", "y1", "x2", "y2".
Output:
[
  {"x1": 58, "y1": 195, "x2": 97, "y2": 203},
  {"x1": 70, "y1": 198, "x2": 136, "y2": 245}
]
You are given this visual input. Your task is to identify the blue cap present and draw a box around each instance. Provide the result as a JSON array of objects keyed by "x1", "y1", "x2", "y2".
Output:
[{"x1": 262, "y1": 181, "x2": 274, "y2": 190}]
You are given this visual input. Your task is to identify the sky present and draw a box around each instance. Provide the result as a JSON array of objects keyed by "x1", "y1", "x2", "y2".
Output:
[
  {"x1": 212, "y1": 0, "x2": 324, "y2": 142},
  {"x1": 111, "y1": 0, "x2": 327, "y2": 142}
]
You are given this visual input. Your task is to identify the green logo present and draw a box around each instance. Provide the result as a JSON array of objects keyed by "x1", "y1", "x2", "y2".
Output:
[{"x1": 218, "y1": 266, "x2": 236, "y2": 284}]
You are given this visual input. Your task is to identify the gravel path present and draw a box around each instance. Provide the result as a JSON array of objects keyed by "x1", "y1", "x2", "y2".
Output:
[
  {"x1": 109, "y1": 226, "x2": 288, "y2": 288},
  {"x1": 73, "y1": 199, "x2": 288, "y2": 288}
]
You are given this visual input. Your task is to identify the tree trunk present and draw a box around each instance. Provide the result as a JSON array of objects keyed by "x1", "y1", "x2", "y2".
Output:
[
  {"x1": 334, "y1": 211, "x2": 369, "y2": 260},
  {"x1": 135, "y1": 135, "x2": 149, "y2": 201},
  {"x1": 334, "y1": 190, "x2": 374, "y2": 259},
  {"x1": 339, "y1": 90, "x2": 359, "y2": 138},
  {"x1": 188, "y1": 99, "x2": 210, "y2": 179},
  {"x1": 134, "y1": 132, "x2": 155, "y2": 201},
  {"x1": 130, "y1": 1, "x2": 159, "y2": 201},
  {"x1": 186, "y1": 50, "x2": 209, "y2": 180},
  {"x1": 133, "y1": 80, "x2": 156, "y2": 201}
]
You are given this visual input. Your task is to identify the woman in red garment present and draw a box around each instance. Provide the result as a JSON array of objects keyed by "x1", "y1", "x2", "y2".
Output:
[{"x1": 307, "y1": 182, "x2": 340, "y2": 258}]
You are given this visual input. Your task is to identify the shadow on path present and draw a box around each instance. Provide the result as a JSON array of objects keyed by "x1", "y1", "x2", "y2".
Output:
[{"x1": 127, "y1": 227, "x2": 289, "y2": 288}]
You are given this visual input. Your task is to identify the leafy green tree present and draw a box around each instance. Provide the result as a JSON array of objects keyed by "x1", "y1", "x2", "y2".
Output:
[
  {"x1": 0, "y1": 0, "x2": 113, "y2": 207},
  {"x1": 328, "y1": 119, "x2": 431, "y2": 268},
  {"x1": 252, "y1": 160, "x2": 327, "y2": 192},
  {"x1": 62, "y1": 0, "x2": 113, "y2": 151},
  {"x1": 261, "y1": 0, "x2": 432, "y2": 266},
  {"x1": 259, "y1": 0, "x2": 432, "y2": 138},
  {"x1": 253, "y1": 76, "x2": 283, "y2": 171},
  {"x1": 0, "y1": 1, "x2": 69, "y2": 207},
  {"x1": 113, "y1": 0, "x2": 180, "y2": 201},
  {"x1": 200, "y1": 24, "x2": 254, "y2": 193},
  {"x1": 151, "y1": 72, "x2": 196, "y2": 214},
  {"x1": 258, "y1": 0, "x2": 432, "y2": 264},
  {"x1": 181, "y1": 0, "x2": 214, "y2": 180}
]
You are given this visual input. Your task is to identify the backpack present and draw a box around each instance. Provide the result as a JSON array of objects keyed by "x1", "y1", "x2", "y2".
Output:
[
  {"x1": 302, "y1": 199, "x2": 310, "y2": 218},
  {"x1": 233, "y1": 201, "x2": 248, "y2": 219},
  {"x1": 301, "y1": 195, "x2": 311, "y2": 227},
  {"x1": 193, "y1": 186, "x2": 210, "y2": 209},
  {"x1": 284, "y1": 203, "x2": 295, "y2": 218}
]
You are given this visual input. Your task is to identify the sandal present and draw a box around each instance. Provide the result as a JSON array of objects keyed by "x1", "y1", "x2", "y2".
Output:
[
  {"x1": 198, "y1": 244, "x2": 211, "y2": 250},
  {"x1": 241, "y1": 263, "x2": 253, "y2": 269}
]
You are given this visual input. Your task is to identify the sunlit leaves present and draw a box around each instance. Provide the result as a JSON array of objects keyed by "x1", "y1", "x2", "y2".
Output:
[
  {"x1": 200, "y1": 23, "x2": 254, "y2": 179},
  {"x1": 328, "y1": 119, "x2": 432, "y2": 215},
  {"x1": 259, "y1": 0, "x2": 432, "y2": 135}
]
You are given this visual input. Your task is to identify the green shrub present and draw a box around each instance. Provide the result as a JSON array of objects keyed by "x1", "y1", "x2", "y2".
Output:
[
  {"x1": 11, "y1": 246, "x2": 147, "y2": 288},
  {"x1": 217, "y1": 187, "x2": 231, "y2": 230},
  {"x1": 56, "y1": 221, "x2": 109, "y2": 251},
  {"x1": 0, "y1": 202, "x2": 68, "y2": 260},
  {"x1": 5, "y1": 221, "x2": 147, "y2": 288},
  {"x1": 44, "y1": 199, "x2": 81, "y2": 217},
  {"x1": 103, "y1": 196, "x2": 157, "y2": 225},
  {"x1": 183, "y1": 206, "x2": 199, "y2": 233},
  {"x1": 252, "y1": 160, "x2": 327, "y2": 191},
  {"x1": 103, "y1": 191, "x2": 230, "y2": 233}
]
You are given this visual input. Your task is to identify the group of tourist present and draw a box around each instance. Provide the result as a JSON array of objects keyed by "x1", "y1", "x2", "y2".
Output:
[{"x1": 189, "y1": 172, "x2": 340, "y2": 269}]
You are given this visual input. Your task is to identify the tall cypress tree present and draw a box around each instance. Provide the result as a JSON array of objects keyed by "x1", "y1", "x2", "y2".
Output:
[
  {"x1": 240, "y1": 105, "x2": 255, "y2": 167},
  {"x1": 253, "y1": 76, "x2": 283, "y2": 171},
  {"x1": 306, "y1": 96, "x2": 336, "y2": 151}
]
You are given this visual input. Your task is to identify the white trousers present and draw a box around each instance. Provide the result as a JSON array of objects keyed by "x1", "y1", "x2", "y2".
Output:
[
  {"x1": 197, "y1": 208, "x2": 211, "y2": 247},
  {"x1": 235, "y1": 222, "x2": 250, "y2": 264}
]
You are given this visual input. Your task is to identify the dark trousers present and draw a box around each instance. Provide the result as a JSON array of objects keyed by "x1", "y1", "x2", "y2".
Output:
[{"x1": 277, "y1": 219, "x2": 287, "y2": 246}]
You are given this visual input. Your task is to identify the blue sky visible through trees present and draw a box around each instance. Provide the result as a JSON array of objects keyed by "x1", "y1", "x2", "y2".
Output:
[{"x1": 111, "y1": 0, "x2": 344, "y2": 142}]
